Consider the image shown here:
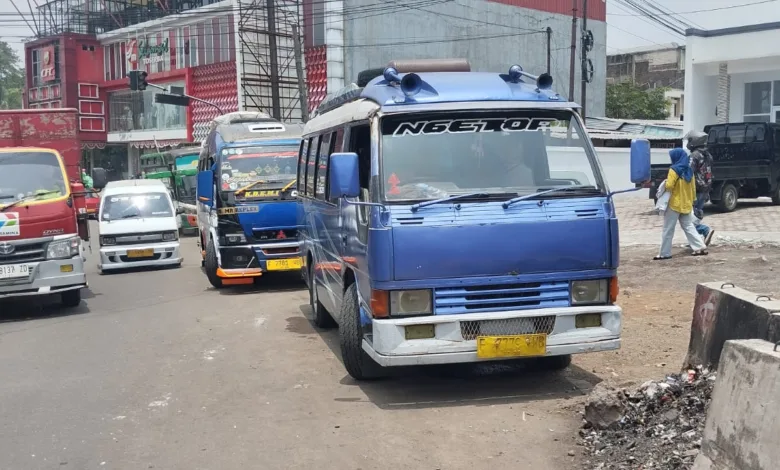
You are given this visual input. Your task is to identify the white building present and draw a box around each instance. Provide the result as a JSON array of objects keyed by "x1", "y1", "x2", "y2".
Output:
[{"x1": 685, "y1": 21, "x2": 780, "y2": 135}]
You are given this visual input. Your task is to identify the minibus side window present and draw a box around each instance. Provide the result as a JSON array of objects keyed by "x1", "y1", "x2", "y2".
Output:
[
  {"x1": 297, "y1": 138, "x2": 310, "y2": 193},
  {"x1": 305, "y1": 135, "x2": 320, "y2": 197},
  {"x1": 315, "y1": 132, "x2": 333, "y2": 201}
]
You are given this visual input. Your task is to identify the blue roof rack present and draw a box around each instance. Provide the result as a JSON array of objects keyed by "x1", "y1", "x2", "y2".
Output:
[{"x1": 312, "y1": 60, "x2": 564, "y2": 118}]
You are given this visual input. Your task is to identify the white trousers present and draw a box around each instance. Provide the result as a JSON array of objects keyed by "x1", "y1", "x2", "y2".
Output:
[{"x1": 659, "y1": 208, "x2": 706, "y2": 257}]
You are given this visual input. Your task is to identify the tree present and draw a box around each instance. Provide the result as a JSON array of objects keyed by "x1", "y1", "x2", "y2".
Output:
[
  {"x1": 606, "y1": 81, "x2": 670, "y2": 120},
  {"x1": 0, "y1": 41, "x2": 25, "y2": 109}
]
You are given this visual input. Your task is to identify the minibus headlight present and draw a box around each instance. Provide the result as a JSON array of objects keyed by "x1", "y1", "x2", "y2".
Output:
[
  {"x1": 162, "y1": 231, "x2": 178, "y2": 242},
  {"x1": 390, "y1": 290, "x2": 433, "y2": 316},
  {"x1": 571, "y1": 279, "x2": 608, "y2": 305}
]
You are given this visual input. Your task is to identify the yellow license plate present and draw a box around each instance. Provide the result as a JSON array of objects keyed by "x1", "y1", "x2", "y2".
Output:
[
  {"x1": 476, "y1": 334, "x2": 547, "y2": 359},
  {"x1": 127, "y1": 249, "x2": 154, "y2": 258},
  {"x1": 266, "y1": 258, "x2": 303, "y2": 271}
]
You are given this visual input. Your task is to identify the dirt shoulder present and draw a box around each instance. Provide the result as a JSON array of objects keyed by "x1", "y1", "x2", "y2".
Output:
[{"x1": 565, "y1": 244, "x2": 780, "y2": 466}]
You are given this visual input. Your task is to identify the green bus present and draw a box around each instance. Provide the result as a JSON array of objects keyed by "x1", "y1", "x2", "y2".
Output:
[{"x1": 141, "y1": 146, "x2": 200, "y2": 235}]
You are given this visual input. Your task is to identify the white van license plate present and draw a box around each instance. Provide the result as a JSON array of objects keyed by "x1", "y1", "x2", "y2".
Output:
[{"x1": 0, "y1": 264, "x2": 29, "y2": 280}]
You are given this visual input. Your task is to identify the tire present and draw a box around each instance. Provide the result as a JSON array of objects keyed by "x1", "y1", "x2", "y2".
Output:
[
  {"x1": 717, "y1": 183, "x2": 738, "y2": 212},
  {"x1": 61, "y1": 289, "x2": 82, "y2": 308},
  {"x1": 309, "y1": 264, "x2": 336, "y2": 328},
  {"x1": 204, "y1": 240, "x2": 223, "y2": 289},
  {"x1": 539, "y1": 354, "x2": 572, "y2": 371},
  {"x1": 772, "y1": 186, "x2": 780, "y2": 205},
  {"x1": 339, "y1": 283, "x2": 383, "y2": 380}
]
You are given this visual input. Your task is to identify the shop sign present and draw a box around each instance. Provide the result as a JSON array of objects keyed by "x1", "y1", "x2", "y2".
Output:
[
  {"x1": 139, "y1": 38, "x2": 169, "y2": 65},
  {"x1": 40, "y1": 45, "x2": 56, "y2": 82}
]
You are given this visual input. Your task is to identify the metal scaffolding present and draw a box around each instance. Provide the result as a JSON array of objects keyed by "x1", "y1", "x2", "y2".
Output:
[
  {"x1": 235, "y1": 0, "x2": 303, "y2": 122},
  {"x1": 30, "y1": 0, "x2": 221, "y2": 37}
]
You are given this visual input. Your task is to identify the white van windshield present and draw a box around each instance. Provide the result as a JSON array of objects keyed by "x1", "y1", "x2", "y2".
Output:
[
  {"x1": 380, "y1": 110, "x2": 603, "y2": 201},
  {"x1": 101, "y1": 192, "x2": 173, "y2": 221}
]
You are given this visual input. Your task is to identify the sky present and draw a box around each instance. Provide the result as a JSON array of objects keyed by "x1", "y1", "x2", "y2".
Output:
[{"x1": 2, "y1": 0, "x2": 780, "y2": 65}]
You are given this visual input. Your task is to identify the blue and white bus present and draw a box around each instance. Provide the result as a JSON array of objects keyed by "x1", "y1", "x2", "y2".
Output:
[
  {"x1": 297, "y1": 60, "x2": 649, "y2": 380},
  {"x1": 196, "y1": 112, "x2": 304, "y2": 288}
]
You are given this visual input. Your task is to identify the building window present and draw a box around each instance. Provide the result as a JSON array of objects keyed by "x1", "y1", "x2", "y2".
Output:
[
  {"x1": 204, "y1": 21, "x2": 214, "y2": 65},
  {"x1": 744, "y1": 82, "x2": 771, "y2": 121},
  {"x1": 219, "y1": 16, "x2": 230, "y2": 63},
  {"x1": 108, "y1": 82, "x2": 186, "y2": 133},
  {"x1": 31, "y1": 49, "x2": 41, "y2": 86}
]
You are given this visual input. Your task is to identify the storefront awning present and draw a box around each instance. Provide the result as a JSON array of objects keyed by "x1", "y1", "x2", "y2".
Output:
[{"x1": 82, "y1": 142, "x2": 106, "y2": 150}]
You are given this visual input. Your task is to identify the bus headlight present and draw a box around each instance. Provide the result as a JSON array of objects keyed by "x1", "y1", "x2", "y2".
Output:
[
  {"x1": 390, "y1": 290, "x2": 432, "y2": 316},
  {"x1": 225, "y1": 233, "x2": 247, "y2": 245},
  {"x1": 47, "y1": 236, "x2": 81, "y2": 259},
  {"x1": 571, "y1": 280, "x2": 608, "y2": 305}
]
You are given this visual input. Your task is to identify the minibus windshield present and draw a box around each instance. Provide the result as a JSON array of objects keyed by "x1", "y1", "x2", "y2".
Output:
[{"x1": 380, "y1": 110, "x2": 604, "y2": 202}]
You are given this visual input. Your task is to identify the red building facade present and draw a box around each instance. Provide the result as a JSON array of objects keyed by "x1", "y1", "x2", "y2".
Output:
[{"x1": 23, "y1": 13, "x2": 240, "y2": 177}]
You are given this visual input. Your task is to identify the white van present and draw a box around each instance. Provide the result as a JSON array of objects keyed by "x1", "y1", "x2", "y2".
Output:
[{"x1": 97, "y1": 179, "x2": 183, "y2": 272}]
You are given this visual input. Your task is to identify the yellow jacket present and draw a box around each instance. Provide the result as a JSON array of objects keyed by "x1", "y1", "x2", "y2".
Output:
[{"x1": 665, "y1": 168, "x2": 696, "y2": 214}]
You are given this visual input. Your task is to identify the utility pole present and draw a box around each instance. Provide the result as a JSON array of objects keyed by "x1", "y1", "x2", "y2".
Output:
[
  {"x1": 292, "y1": 23, "x2": 309, "y2": 122},
  {"x1": 568, "y1": 0, "x2": 578, "y2": 102},
  {"x1": 266, "y1": 0, "x2": 281, "y2": 120},
  {"x1": 581, "y1": 0, "x2": 588, "y2": 117}
]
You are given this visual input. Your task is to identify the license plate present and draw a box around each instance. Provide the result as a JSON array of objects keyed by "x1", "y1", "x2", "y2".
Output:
[
  {"x1": 127, "y1": 249, "x2": 154, "y2": 258},
  {"x1": 266, "y1": 258, "x2": 303, "y2": 271},
  {"x1": 0, "y1": 264, "x2": 29, "y2": 280},
  {"x1": 476, "y1": 334, "x2": 547, "y2": 359}
]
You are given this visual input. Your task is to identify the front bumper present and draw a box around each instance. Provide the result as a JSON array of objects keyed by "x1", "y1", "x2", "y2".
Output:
[
  {"x1": 0, "y1": 257, "x2": 87, "y2": 299},
  {"x1": 363, "y1": 305, "x2": 622, "y2": 367},
  {"x1": 218, "y1": 240, "x2": 303, "y2": 277},
  {"x1": 99, "y1": 241, "x2": 182, "y2": 271}
]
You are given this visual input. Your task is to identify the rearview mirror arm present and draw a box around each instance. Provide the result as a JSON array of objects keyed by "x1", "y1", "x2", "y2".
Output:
[
  {"x1": 607, "y1": 186, "x2": 643, "y2": 200},
  {"x1": 341, "y1": 199, "x2": 390, "y2": 226}
]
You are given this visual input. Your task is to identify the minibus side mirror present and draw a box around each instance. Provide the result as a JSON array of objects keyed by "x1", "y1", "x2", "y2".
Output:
[
  {"x1": 328, "y1": 152, "x2": 360, "y2": 199},
  {"x1": 197, "y1": 170, "x2": 214, "y2": 207},
  {"x1": 630, "y1": 138, "x2": 651, "y2": 184}
]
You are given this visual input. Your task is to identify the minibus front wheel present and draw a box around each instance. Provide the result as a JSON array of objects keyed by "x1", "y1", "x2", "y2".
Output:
[
  {"x1": 204, "y1": 241, "x2": 223, "y2": 289},
  {"x1": 340, "y1": 283, "x2": 382, "y2": 381}
]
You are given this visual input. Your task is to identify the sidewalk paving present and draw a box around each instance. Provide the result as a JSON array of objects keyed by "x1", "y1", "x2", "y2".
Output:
[{"x1": 615, "y1": 194, "x2": 780, "y2": 247}]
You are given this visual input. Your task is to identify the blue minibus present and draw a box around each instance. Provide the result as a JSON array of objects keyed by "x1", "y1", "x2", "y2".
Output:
[
  {"x1": 298, "y1": 60, "x2": 650, "y2": 379},
  {"x1": 196, "y1": 112, "x2": 304, "y2": 288}
]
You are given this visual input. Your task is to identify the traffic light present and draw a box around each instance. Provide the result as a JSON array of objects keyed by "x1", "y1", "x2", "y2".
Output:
[{"x1": 127, "y1": 70, "x2": 148, "y2": 91}]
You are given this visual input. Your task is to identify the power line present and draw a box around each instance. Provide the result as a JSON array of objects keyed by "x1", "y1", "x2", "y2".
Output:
[
  {"x1": 609, "y1": 0, "x2": 681, "y2": 41},
  {"x1": 614, "y1": 0, "x2": 684, "y2": 36},
  {"x1": 609, "y1": 0, "x2": 779, "y2": 17}
]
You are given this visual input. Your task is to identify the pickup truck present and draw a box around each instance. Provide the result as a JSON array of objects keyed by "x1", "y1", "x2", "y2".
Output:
[{"x1": 646, "y1": 122, "x2": 780, "y2": 212}]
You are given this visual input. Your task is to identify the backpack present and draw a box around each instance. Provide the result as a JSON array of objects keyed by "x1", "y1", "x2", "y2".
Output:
[{"x1": 692, "y1": 149, "x2": 713, "y2": 191}]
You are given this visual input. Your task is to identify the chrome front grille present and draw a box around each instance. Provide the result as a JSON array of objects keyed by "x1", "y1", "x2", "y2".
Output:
[
  {"x1": 434, "y1": 281, "x2": 570, "y2": 315},
  {"x1": 113, "y1": 232, "x2": 165, "y2": 245},
  {"x1": 0, "y1": 240, "x2": 47, "y2": 264},
  {"x1": 461, "y1": 316, "x2": 556, "y2": 340}
]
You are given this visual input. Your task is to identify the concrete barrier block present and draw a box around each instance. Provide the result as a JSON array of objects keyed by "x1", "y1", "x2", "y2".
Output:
[
  {"x1": 685, "y1": 282, "x2": 780, "y2": 369},
  {"x1": 693, "y1": 339, "x2": 780, "y2": 470}
]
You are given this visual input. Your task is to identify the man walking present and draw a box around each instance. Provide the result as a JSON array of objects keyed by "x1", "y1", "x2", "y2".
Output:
[{"x1": 686, "y1": 130, "x2": 715, "y2": 246}]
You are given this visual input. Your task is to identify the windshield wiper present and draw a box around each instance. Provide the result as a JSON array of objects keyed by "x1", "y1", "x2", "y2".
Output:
[
  {"x1": 0, "y1": 194, "x2": 16, "y2": 200},
  {"x1": 120, "y1": 213, "x2": 141, "y2": 219},
  {"x1": 411, "y1": 192, "x2": 512, "y2": 212},
  {"x1": 502, "y1": 185, "x2": 601, "y2": 209},
  {"x1": 0, "y1": 190, "x2": 61, "y2": 212}
]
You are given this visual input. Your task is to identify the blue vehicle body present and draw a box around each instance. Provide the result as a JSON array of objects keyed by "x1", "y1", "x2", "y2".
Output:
[
  {"x1": 196, "y1": 114, "x2": 304, "y2": 287},
  {"x1": 298, "y1": 63, "x2": 650, "y2": 379}
]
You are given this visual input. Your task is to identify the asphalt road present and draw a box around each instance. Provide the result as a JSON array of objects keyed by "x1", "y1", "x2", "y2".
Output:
[{"x1": 0, "y1": 229, "x2": 601, "y2": 470}]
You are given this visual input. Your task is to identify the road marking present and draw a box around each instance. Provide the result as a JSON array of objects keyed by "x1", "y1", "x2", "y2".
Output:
[
  {"x1": 254, "y1": 317, "x2": 267, "y2": 327},
  {"x1": 148, "y1": 393, "x2": 172, "y2": 408}
]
